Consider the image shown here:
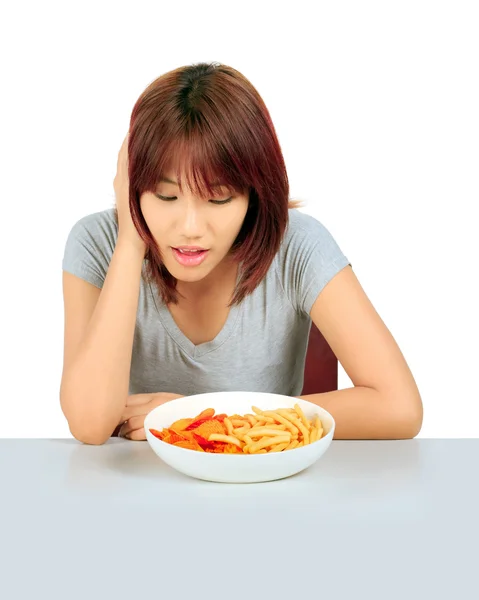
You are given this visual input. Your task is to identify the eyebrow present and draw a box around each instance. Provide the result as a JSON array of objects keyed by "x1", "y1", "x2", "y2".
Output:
[{"x1": 159, "y1": 177, "x2": 227, "y2": 188}]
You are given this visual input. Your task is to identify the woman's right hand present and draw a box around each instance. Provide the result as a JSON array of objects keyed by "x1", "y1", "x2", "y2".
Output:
[{"x1": 113, "y1": 132, "x2": 147, "y2": 255}]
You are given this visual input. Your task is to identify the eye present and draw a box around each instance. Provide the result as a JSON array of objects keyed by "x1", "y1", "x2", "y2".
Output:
[
  {"x1": 155, "y1": 194, "x2": 233, "y2": 205},
  {"x1": 209, "y1": 197, "x2": 233, "y2": 205}
]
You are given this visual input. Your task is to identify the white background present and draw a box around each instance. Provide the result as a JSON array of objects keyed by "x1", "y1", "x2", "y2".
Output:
[{"x1": 1, "y1": 1, "x2": 477, "y2": 438}]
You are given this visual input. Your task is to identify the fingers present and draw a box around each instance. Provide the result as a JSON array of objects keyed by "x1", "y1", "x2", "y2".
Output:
[
  {"x1": 121, "y1": 395, "x2": 151, "y2": 422},
  {"x1": 121, "y1": 404, "x2": 152, "y2": 422},
  {"x1": 122, "y1": 392, "x2": 181, "y2": 420},
  {"x1": 119, "y1": 415, "x2": 146, "y2": 439},
  {"x1": 124, "y1": 427, "x2": 145, "y2": 441}
]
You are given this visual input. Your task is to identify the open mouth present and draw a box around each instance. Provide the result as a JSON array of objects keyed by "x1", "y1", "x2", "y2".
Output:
[{"x1": 172, "y1": 247, "x2": 209, "y2": 266}]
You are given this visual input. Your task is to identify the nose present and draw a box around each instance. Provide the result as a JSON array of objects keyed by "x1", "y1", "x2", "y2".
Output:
[{"x1": 179, "y1": 198, "x2": 207, "y2": 240}]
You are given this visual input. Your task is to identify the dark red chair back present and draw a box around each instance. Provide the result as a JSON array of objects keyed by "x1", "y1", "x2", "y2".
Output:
[{"x1": 300, "y1": 322, "x2": 338, "y2": 395}]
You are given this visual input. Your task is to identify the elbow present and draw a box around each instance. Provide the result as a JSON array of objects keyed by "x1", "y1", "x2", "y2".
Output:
[
  {"x1": 66, "y1": 412, "x2": 113, "y2": 445},
  {"x1": 397, "y1": 413, "x2": 423, "y2": 439},
  {"x1": 60, "y1": 391, "x2": 115, "y2": 446},
  {"x1": 68, "y1": 422, "x2": 112, "y2": 445},
  {"x1": 394, "y1": 393, "x2": 424, "y2": 439},
  {"x1": 409, "y1": 405, "x2": 423, "y2": 438}
]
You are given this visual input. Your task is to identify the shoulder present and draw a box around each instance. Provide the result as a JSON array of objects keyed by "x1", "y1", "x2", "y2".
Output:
[
  {"x1": 275, "y1": 208, "x2": 351, "y2": 314},
  {"x1": 66, "y1": 207, "x2": 118, "y2": 244},
  {"x1": 278, "y1": 208, "x2": 348, "y2": 270},
  {"x1": 283, "y1": 208, "x2": 340, "y2": 251},
  {"x1": 62, "y1": 208, "x2": 119, "y2": 288}
]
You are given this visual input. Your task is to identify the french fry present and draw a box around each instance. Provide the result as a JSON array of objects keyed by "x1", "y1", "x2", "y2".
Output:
[
  {"x1": 252, "y1": 416, "x2": 275, "y2": 425},
  {"x1": 269, "y1": 442, "x2": 289, "y2": 452},
  {"x1": 208, "y1": 434, "x2": 242, "y2": 448},
  {"x1": 262, "y1": 411, "x2": 299, "y2": 435},
  {"x1": 294, "y1": 403, "x2": 309, "y2": 429},
  {"x1": 234, "y1": 423, "x2": 251, "y2": 435},
  {"x1": 251, "y1": 422, "x2": 276, "y2": 432},
  {"x1": 247, "y1": 428, "x2": 292, "y2": 439},
  {"x1": 224, "y1": 418, "x2": 234, "y2": 436},
  {"x1": 249, "y1": 435, "x2": 291, "y2": 454},
  {"x1": 285, "y1": 439, "x2": 299, "y2": 450},
  {"x1": 277, "y1": 410, "x2": 310, "y2": 445},
  {"x1": 245, "y1": 414, "x2": 257, "y2": 426}
]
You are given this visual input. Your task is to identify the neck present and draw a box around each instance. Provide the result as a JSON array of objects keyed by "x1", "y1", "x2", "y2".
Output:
[{"x1": 177, "y1": 257, "x2": 239, "y2": 302}]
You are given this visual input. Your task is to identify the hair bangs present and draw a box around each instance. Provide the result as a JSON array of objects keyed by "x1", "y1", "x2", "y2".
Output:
[{"x1": 147, "y1": 130, "x2": 248, "y2": 200}]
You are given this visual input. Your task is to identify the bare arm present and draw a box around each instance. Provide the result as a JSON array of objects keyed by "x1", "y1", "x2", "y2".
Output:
[
  {"x1": 60, "y1": 240, "x2": 145, "y2": 445},
  {"x1": 300, "y1": 265, "x2": 423, "y2": 439}
]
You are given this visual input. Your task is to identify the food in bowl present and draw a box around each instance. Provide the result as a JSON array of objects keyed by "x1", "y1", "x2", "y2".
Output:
[
  {"x1": 145, "y1": 392, "x2": 335, "y2": 483},
  {"x1": 149, "y1": 403, "x2": 324, "y2": 454}
]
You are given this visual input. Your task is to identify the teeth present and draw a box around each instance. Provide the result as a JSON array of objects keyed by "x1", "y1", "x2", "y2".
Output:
[{"x1": 178, "y1": 249, "x2": 202, "y2": 254}]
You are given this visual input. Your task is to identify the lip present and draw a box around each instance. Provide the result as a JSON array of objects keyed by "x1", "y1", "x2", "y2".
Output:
[
  {"x1": 175, "y1": 245, "x2": 208, "y2": 251},
  {"x1": 171, "y1": 247, "x2": 210, "y2": 267}
]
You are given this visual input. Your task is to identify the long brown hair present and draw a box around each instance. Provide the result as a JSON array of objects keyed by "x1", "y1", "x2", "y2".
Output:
[{"x1": 121, "y1": 62, "x2": 303, "y2": 306}]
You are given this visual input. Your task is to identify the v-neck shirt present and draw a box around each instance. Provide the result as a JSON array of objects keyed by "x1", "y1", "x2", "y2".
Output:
[
  {"x1": 62, "y1": 208, "x2": 351, "y2": 397},
  {"x1": 154, "y1": 264, "x2": 243, "y2": 359}
]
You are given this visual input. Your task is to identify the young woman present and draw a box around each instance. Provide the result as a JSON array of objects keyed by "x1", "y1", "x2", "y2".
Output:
[{"x1": 60, "y1": 62, "x2": 423, "y2": 444}]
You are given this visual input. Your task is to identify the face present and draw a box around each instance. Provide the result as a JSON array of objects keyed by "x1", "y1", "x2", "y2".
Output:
[{"x1": 140, "y1": 171, "x2": 249, "y2": 287}]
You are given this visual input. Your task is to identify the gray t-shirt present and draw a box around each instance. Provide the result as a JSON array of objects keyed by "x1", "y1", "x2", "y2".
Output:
[{"x1": 62, "y1": 208, "x2": 351, "y2": 397}]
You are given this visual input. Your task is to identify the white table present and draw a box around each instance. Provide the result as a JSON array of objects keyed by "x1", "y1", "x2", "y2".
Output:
[{"x1": 0, "y1": 439, "x2": 477, "y2": 599}]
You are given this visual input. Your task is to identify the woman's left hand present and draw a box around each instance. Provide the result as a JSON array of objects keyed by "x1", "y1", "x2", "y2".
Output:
[{"x1": 118, "y1": 392, "x2": 184, "y2": 440}]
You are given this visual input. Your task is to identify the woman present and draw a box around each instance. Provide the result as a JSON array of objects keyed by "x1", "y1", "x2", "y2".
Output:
[{"x1": 60, "y1": 62, "x2": 423, "y2": 444}]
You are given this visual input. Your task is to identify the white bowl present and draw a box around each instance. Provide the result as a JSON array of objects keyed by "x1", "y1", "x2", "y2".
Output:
[{"x1": 144, "y1": 391, "x2": 335, "y2": 483}]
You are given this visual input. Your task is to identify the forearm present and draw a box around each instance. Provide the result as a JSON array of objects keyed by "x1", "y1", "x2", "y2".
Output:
[
  {"x1": 296, "y1": 386, "x2": 423, "y2": 440},
  {"x1": 61, "y1": 240, "x2": 144, "y2": 444}
]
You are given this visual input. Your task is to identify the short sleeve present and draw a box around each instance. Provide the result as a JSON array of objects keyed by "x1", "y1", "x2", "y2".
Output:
[
  {"x1": 277, "y1": 210, "x2": 352, "y2": 316},
  {"x1": 61, "y1": 209, "x2": 118, "y2": 289}
]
